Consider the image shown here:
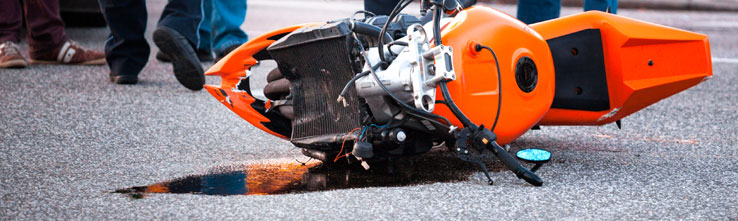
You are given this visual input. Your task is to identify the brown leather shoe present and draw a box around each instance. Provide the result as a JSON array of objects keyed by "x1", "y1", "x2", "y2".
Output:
[
  {"x1": 30, "y1": 41, "x2": 106, "y2": 65},
  {"x1": 0, "y1": 41, "x2": 28, "y2": 68}
]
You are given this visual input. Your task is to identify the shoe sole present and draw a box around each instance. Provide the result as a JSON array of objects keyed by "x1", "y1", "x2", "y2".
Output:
[
  {"x1": 156, "y1": 51, "x2": 171, "y2": 62},
  {"x1": 156, "y1": 51, "x2": 213, "y2": 63},
  {"x1": 30, "y1": 58, "x2": 106, "y2": 65},
  {"x1": 0, "y1": 59, "x2": 28, "y2": 68},
  {"x1": 110, "y1": 75, "x2": 138, "y2": 84},
  {"x1": 153, "y1": 27, "x2": 205, "y2": 91}
]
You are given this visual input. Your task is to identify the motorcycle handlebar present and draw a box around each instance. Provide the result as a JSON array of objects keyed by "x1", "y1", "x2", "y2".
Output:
[
  {"x1": 477, "y1": 129, "x2": 543, "y2": 186},
  {"x1": 490, "y1": 142, "x2": 543, "y2": 186}
]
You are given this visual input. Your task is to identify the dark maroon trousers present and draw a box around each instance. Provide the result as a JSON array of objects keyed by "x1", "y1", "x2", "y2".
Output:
[{"x1": 0, "y1": 0, "x2": 68, "y2": 55}]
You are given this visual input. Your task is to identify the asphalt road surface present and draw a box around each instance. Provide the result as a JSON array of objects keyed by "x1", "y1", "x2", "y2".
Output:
[{"x1": 1, "y1": 0, "x2": 737, "y2": 219}]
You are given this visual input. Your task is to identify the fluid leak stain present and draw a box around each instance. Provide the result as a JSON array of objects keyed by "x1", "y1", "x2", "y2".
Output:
[{"x1": 115, "y1": 153, "x2": 490, "y2": 198}]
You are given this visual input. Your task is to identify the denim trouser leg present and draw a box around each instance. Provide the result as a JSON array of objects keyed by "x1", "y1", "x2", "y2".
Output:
[
  {"x1": 364, "y1": 0, "x2": 402, "y2": 16},
  {"x1": 516, "y1": 0, "x2": 561, "y2": 24},
  {"x1": 98, "y1": 0, "x2": 149, "y2": 76},
  {"x1": 157, "y1": 0, "x2": 203, "y2": 47},
  {"x1": 584, "y1": 0, "x2": 618, "y2": 13},
  {"x1": 198, "y1": 0, "x2": 212, "y2": 53},
  {"x1": 210, "y1": 0, "x2": 248, "y2": 55}
]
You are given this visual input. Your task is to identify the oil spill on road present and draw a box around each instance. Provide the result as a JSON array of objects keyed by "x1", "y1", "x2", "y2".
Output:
[{"x1": 115, "y1": 153, "x2": 499, "y2": 198}]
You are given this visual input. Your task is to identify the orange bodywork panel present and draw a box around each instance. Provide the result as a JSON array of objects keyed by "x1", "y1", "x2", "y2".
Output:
[
  {"x1": 204, "y1": 24, "x2": 317, "y2": 139},
  {"x1": 434, "y1": 6, "x2": 555, "y2": 144},
  {"x1": 530, "y1": 11, "x2": 712, "y2": 125}
]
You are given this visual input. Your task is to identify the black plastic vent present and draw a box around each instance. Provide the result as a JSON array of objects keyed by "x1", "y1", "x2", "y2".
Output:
[{"x1": 547, "y1": 29, "x2": 610, "y2": 111}]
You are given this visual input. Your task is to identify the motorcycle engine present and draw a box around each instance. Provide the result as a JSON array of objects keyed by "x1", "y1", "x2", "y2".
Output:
[
  {"x1": 263, "y1": 14, "x2": 456, "y2": 160},
  {"x1": 354, "y1": 23, "x2": 456, "y2": 124}
]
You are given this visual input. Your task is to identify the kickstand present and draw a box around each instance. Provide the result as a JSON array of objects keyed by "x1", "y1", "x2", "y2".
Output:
[{"x1": 456, "y1": 129, "x2": 494, "y2": 185}]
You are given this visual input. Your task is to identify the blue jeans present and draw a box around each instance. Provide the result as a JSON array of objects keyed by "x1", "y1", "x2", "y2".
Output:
[
  {"x1": 198, "y1": 0, "x2": 249, "y2": 55},
  {"x1": 364, "y1": 0, "x2": 402, "y2": 16},
  {"x1": 517, "y1": 0, "x2": 618, "y2": 24}
]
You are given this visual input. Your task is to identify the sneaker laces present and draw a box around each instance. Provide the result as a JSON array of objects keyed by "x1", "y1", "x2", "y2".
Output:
[{"x1": 0, "y1": 41, "x2": 21, "y2": 56}]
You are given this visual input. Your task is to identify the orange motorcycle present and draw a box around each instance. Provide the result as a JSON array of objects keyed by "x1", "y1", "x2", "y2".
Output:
[{"x1": 204, "y1": 0, "x2": 712, "y2": 186}]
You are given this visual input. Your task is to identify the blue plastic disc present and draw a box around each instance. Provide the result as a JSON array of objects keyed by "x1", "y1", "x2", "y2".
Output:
[{"x1": 516, "y1": 148, "x2": 551, "y2": 163}]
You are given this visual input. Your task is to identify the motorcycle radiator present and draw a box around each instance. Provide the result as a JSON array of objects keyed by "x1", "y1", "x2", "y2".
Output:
[{"x1": 267, "y1": 22, "x2": 362, "y2": 149}]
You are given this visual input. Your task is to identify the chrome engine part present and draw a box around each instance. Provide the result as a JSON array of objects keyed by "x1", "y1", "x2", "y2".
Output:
[{"x1": 354, "y1": 24, "x2": 456, "y2": 124}]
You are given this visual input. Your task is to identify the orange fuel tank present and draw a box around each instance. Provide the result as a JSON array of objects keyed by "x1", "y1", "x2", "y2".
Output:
[{"x1": 433, "y1": 6, "x2": 556, "y2": 144}]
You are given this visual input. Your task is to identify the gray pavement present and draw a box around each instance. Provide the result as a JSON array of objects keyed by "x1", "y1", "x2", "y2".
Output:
[{"x1": 1, "y1": 0, "x2": 737, "y2": 219}]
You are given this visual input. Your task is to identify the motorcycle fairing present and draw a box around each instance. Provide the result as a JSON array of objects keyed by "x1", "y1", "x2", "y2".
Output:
[
  {"x1": 530, "y1": 11, "x2": 712, "y2": 125},
  {"x1": 204, "y1": 24, "x2": 315, "y2": 139},
  {"x1": 204, "y1": 9, "x2": 711, "y2": 145}
]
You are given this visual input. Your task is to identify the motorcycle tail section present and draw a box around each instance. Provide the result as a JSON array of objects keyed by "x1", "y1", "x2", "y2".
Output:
[{"x1": 530, "y1": 11, "x2": 712, "y2": 125}]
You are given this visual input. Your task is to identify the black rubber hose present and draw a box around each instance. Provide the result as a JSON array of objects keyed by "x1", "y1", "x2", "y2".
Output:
[
  {"x1": 439, "y1": 82, "x2": 475, "y2": 130},
  {"x1": 266, "y1": 68, "x2": 283, "y2": 83},
  {"x1": 338, "y1": 69, "x2": 372, "y2": 99},
  {"x1": 378, "y1": 0, "x2": 413, "y2": 64},
  {"x1": 475, "y1": 45, "x2": 502, "y2": 132},
  {"x1": 432, "y1": 5, "x2": 442, "y2": 46},
  {"x1": 388, "y1": 40, "x2": 408, "y2": 47},
  {"x1": 263, "y1": 78, "x2": 291, "y2": 100},
  {"x1": 352, "y1": 35, "x2": 452, "y2": 127},
  {"x1": 350, "y1": 21, "x2": 393, "y2": 44}
]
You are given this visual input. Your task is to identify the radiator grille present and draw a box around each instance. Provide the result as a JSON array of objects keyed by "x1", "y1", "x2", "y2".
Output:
[{"x1": 267, "y1": 22, "x2": 361, "y2": 146}]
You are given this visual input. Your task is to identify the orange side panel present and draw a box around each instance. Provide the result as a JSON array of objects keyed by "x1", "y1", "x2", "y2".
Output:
[
  {"x1": 204, "y1": 24, "x2": 317, "y2": 139},
  {"x1": 531, "y1": 11, "x2": 712, "y2": 125}
]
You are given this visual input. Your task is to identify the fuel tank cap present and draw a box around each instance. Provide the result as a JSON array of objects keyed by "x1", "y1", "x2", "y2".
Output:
[{"x1": 515, "y1": 56, "x2": 538, "y2": 93}]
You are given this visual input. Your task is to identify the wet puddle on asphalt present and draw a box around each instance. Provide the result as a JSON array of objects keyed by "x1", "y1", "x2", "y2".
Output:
[{"x1": 115, "y1": 153, "x2": 499, "y2": 198}]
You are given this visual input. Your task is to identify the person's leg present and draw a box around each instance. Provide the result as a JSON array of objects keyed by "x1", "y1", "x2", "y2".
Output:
[
  {"x1": 211, "y1": 0, "x2": 248, "y2": 59},
  {"x1": 517, "y1": 0, "x2": 561, "y2": 24},
  {"x1": 364, "y1": 0, "x2": 402, "y2": 16},
  {"x1": 154, "y1": 0, "x2": 205, "y2": 90},
  {"x1": 157, "y1": 0, "x2": 202, "y2": 48},
  {"x1": 157, "y1": 0, "x2": 212, "y2": 62},
  {"x1": 198, "y1": 0, "x2": 213, "y2": 54},
  {"x1": 0, "y1": 0, "x2": 23, "y2": 43},
  {"x1": 0, "y1": 0, "x2": 27, "y2": 68},
  {"x1": 22, "y1": 0, "x2": 69, "y2": 56},
  {"x1": 23, "y1": 0, "x2": 104, "y2": 65},
  {"x1": 99, "y1": 0, "x2": 149, "y2": 83},
  {"x1": 584, "y1": 0, "x2": 618, "y2": 13}
]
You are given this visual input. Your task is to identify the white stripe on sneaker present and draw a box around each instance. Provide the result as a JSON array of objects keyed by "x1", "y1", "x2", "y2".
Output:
[
  {"x1": 56, "y1": 42, "x2": 71, "y2": 62},
  {"x1": 63, "y1": 48, "x2": 76, "y2": 63}
]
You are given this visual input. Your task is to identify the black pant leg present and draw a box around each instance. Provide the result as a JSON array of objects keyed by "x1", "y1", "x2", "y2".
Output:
[
  {"x1": 157, "y1": 0, "x2": 203, "y2": 47},
  {"x1": 99, "y1": 0, "x2": 149, "y2": 76}
]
